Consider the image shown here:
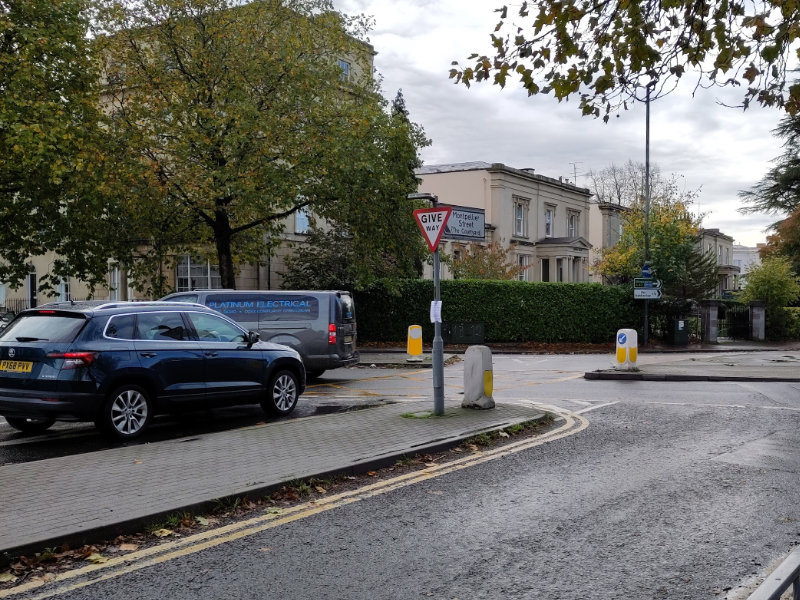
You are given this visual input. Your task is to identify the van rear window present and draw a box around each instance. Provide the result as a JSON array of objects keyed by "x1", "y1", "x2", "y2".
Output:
[
  {"x1": 338, "y1": 294, "x2": 355, "y2": 322},
  {"x1": 206, "y1": 294, "x2": 319, "y2": 323}
]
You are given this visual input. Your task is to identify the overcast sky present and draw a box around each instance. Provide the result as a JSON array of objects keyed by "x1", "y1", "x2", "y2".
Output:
[{"x1": 335, "y1": 0, "x2": 785, "y2": 247}]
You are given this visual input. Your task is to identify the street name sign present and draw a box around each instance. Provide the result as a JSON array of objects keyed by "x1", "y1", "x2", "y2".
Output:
[
  {"x1": 413, "y1": 206, "x2": 452, "y2": 252},
  {"x1": 634, "y1": 288, "x2": 662, "y2": 300},
  {"x1": 441, "y1": 204, "x2": 485, "y2": 241}
]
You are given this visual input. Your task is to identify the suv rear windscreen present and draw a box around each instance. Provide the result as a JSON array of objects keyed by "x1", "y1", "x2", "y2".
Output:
[
  {"x1": 206, "y1": 294, "x2": 320, "y2": 323},
  {"x1": 0, "y1": 313, "x2": 86, "y2": 343}
]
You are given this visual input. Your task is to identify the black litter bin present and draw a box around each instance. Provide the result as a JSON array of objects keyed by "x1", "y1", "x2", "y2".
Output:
[{"x1": 671, "y1": 318, "x2": 689, "y2": 346}]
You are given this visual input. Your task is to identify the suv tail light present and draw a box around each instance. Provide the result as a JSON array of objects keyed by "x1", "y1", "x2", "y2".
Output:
[
  {"x1": 47, "y1": 352, "x2": 97, "y2": 370},
  {"x1": 328, "y1": 323, "x2": 336, "y2": 345}
]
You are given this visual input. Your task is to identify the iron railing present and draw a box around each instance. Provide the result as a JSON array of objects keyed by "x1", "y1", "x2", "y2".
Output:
[
  {"x1": 1, "y1": 297, "x2": 91, "y2": 315},
  {"x1": 748, "y1": 547, "x2": 800, "y2": 600}
]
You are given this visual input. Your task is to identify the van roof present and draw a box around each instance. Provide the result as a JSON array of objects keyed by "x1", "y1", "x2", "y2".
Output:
[{"x1": 181, "y1": 290, "x2": 352, "y2": 295}]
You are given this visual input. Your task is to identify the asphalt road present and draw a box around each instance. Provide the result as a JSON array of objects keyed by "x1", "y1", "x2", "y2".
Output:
[
  {"x1": 0, "y1": 353, "x2": 613, "y2": 464},
  {"x1": 4, "y1": 354, "x2": 800, "y2": 599},
  {"x1": 0, "y1": 353, "x2": 594, "y2": 463}
]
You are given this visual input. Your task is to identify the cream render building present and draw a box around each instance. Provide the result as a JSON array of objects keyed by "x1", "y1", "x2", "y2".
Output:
[
  {"x1": 732, "y1": 243, "x2": 764, "y2": 286},
  {"x1": 587, "y1": 201, "x2": 629, "y2": 282},
  {"x1": 416, "y1": 162, "x2": 593, "y2": 282},
  {"x1": 698, "y1": 228, "x2": 740, "y2": 296}
]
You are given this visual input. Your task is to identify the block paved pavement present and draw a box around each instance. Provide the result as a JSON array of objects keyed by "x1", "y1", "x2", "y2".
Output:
[{"x1": 0, "y1": 400, "x2": 545, "y2": 558}]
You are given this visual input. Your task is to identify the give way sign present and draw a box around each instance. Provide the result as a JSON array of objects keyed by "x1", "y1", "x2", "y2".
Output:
[{"x1": 413, "y1": 206, "x2": 452, "y2": 252}]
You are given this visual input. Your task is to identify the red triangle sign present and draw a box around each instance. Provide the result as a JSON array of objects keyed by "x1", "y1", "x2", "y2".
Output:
[{"x1": 413, "y1": 207, "x2": 452, "y2": 252}]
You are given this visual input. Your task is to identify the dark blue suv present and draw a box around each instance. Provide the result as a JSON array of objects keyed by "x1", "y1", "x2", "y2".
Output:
[{"x1": 0, "y1": 301, "x2": 305, "y2": 440}]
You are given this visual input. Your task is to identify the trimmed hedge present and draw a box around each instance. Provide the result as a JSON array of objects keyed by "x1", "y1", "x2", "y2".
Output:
[
  {"x1": 355, "y1": 279, "x2": 639, "y2": 344},
  {"x1": 773, "y1": 307, "x2": 800, "y2": 340}
]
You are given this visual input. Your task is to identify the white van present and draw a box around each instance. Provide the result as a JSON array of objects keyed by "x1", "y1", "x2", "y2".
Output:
[{"x1": 161, "y1": 290, "x2": 358, "y2": 378}]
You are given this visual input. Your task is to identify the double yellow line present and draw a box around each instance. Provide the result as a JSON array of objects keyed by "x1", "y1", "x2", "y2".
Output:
[{"x1": 2, "y1": 406, "x2": 588, "y2": 600}]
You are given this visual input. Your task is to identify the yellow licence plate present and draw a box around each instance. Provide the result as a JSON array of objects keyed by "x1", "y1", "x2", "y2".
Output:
[{"x1": 0, "y1": 360, "x2": 33, "y2": 373}]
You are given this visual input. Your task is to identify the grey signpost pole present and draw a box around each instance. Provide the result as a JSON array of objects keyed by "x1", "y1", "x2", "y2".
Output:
[
  {"x1": 431, "y1": 226, "x2": 444, "y2": 416},
  {"x1": 409, "y1": 193, "x2": 445, "y2": 416}
]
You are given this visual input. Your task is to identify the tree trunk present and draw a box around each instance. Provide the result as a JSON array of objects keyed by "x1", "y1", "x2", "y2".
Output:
[{"x1": 214, "y1": 210, "x2": 236, "y2": 289}]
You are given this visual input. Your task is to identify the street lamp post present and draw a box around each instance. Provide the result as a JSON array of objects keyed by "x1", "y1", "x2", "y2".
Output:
[{"x1": 643, "y1": 81, "x2": 656, "y2": 347}]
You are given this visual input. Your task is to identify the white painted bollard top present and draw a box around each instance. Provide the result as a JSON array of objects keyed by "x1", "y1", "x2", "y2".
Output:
[{"x1": 615, "y1": 328, "x2": 638, "y2": 371}]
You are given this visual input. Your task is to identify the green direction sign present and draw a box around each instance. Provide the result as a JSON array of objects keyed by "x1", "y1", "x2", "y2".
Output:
[{"x1": 634, "y1": 278, "x2": 662, "y2": 289}]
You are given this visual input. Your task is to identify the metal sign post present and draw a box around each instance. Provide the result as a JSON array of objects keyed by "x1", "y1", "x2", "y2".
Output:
[
  {"x1": 643, "y1": 81, "x2": 655, "y2": 346},
  {"x1": 410, "y1": 194, "x2": 451, "y2": 416},
  {"x1": 431, "y1": 242, "x2": 444, "y2": 415}
]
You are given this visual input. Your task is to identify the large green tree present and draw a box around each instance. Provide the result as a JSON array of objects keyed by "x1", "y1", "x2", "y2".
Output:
[
  {"x1": 740, "y1": 255, "x2": 800, "y2": 310},
  {"x1": 445, "y1": 241, "x2": 527, "y2": 281},
  {"x1": 282, "y1": 89, "x2": 430, "y2": 291},
  {"x1": 97, "y1": 0, "x2": 401, "y2": 290},
  {"x1": 0, "y1": 0, "x2": 112, "y2": 291},
  {"x1": 450, "y1": 1, "x2": 800, "y2": 120},
  {"x1": 739, "y1": 113, "x2": 800, "y2": 271},
  {"x1": 739, "y1": 255, "x2": 800, "y2": 338},
  {"x1": 595, "y1": 168, "x2": 717, "y2": 299}
]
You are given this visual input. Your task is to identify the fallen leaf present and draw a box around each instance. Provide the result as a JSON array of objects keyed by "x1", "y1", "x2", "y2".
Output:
[
  {"x1": 152, "y1": 528, "x2": 173, "y2": 538},
  {"x1": 498, "y1": 430, "x2": 510, "y2": 438},
  {"x1": 259, "y1": 547, "x2": 272, "y2": 553},
  {"x1": 367, "y1": 471, "x2": 377, "y2": 477},
  {"x1": 119, "y1": 543, "x2": 139, "y2": 552},
  {"x1": 77, "y1": 546, "x2": 99, "y2": 559},
  {"x1": 0, "y1": 571, "x2": 17, "y2": 583},
  {"x1": 85, "y1": 553, "x2": 108, "y2": 564},
  {"x1": 465, "y1": 444, "x2": 479, "y2": 452},
  {"x1": 195, "y1": 516, "x2": 209, "y2": 526},
  {"x1": 315, "y1": 486, "x2": 327, "y2": 494},
  {"x1": 133, "y1": 459, "x2": 143, "y2": 465}
]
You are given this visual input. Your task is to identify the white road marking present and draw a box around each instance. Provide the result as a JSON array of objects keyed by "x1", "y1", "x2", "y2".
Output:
[{"x1": 576, "y1": 401, "x2": 620, "y2": 414}]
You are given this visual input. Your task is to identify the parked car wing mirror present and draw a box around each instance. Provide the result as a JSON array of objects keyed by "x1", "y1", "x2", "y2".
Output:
[{"x1": 247, "y1": 331, "x2": 260, "y2": 346}]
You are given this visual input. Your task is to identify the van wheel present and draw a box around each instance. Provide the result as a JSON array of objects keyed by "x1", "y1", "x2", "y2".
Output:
[
  {"x1": 307, "y1": 370, "x2": 325, "y2": 380},
  {"x1": 262, "y1": 370, "x2": 299, "y2": 416},
  {"x1": 4, "y1": 416, "x2": 55, "y2": 434},
  {"x1": 98, "y1": 385, "x2": 152, "y2": 440}
]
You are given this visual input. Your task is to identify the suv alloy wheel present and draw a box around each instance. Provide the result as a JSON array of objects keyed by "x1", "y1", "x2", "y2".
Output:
[{"x1": 99, "y1": 384, "x2": 153, "y2": 440}]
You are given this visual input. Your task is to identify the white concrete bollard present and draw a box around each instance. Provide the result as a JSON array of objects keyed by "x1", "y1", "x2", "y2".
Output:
[
  {"x1": 462, "y1": 345, "x2": 495, "y2": 409},
  {"x1": 615, "y1": 328, "x2": 638, "y2": 371}
]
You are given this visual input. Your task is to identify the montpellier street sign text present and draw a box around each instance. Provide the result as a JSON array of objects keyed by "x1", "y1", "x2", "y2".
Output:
[
  {"x1": 441, "y1": 204, "x2": 485, "y2": 242},
  {"x1": 413, "y1": 207, "x2": 453, "y2": 252}
]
